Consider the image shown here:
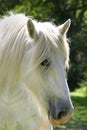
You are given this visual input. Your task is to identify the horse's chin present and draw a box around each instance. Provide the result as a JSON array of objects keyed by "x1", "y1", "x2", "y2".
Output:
[{"x1": 49, "y1": 112, "x2": 72, "y2": 126}]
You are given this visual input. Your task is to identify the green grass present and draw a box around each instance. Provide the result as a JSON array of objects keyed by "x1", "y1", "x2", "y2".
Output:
[
  {"x1": 54, "y1": 85, "x2": 87, "y2": 130},
  {"x1": 71, "y1": 84, "x2": 87, "y2": 97}
]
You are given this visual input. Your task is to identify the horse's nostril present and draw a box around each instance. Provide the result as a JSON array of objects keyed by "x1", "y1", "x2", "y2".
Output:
[{"x1": 57, "y1": 111, "x2": 65, "y2": 119}]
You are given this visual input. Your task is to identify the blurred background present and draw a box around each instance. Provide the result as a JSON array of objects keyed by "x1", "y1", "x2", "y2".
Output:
[{"x1": 0, "y1": 0, "x2": 87, "y2": 129}]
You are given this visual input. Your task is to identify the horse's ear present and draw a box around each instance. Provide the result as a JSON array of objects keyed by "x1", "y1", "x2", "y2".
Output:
[
  {"x1": 58, "y1": 19, "x2": 71, "y2": 35},
  {"x1": 27, "y1": 19, "x2": 37, "y2": 39}
]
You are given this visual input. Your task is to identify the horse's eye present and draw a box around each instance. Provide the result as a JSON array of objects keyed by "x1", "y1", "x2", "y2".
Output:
[{"x1": 40, "y1": 59, "x2": 51, "y2": 68}]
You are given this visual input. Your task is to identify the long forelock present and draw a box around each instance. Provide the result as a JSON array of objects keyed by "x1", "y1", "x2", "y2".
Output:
[
  {"x1": 33, "y1": 21, "x2": 70, "y2": 68},
  {"x1": 30, "y1": 33, "x2": 51, "y2": 68}
]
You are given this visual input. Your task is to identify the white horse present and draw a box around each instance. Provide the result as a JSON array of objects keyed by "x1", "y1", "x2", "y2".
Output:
[{"x1": 0, "y1": 13, "x2": 73, "y2": 130}]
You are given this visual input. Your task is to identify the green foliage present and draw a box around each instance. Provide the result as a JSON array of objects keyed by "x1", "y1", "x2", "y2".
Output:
[
  {"x1": 0, "y1": 0, "x2": 21, "y2": 15},
  {"x1": 14, "y1": 0, "x2": 31, "y2": 15},
  {"x1": 68, "y1": 23, "x2": 87, "y2": 90},
  {"x1": 0, "y1": 0, "x2": 87, "y2": 90}
]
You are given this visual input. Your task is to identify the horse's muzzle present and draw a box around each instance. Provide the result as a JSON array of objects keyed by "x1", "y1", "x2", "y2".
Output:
[
  {"x1": 48, "y1": 99, "x2": 74, "y2": 126},
  {"x1": 49, "y1": 111, "x2": 72, "y2": 125}
]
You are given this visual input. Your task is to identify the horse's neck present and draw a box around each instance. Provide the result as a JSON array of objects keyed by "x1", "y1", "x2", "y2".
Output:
[
  {"x1": 0, "y1": 63, "x2": 20, "y2": 99},
  {"x1": 0, "y1": 78, "x2": 41, "y2": 130}
]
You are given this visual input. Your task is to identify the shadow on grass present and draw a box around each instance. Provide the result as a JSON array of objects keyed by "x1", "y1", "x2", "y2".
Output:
[{"x1": 53, "y1": 96, "x2": 87, "y2": 130}]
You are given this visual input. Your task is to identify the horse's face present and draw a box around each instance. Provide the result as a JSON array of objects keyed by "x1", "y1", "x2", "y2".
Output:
[{"x1": 21, "y1": 19, "x2": 74, "y2": 126}]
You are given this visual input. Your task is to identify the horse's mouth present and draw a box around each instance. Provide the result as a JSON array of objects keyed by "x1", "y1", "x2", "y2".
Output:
[{"x1": 49, "y1": 112, "x2": 72, "y2": 126}]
